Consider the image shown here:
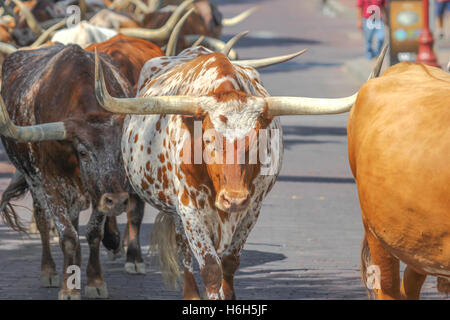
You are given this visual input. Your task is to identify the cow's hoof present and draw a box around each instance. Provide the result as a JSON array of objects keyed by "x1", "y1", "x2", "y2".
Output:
[
  {"x1": 85, "y1": 283, "x2": 109, "y2": 299},
  {"x1": 107, "y1": 246, "x2": 124, "y2": 261},
  {"x1": 124, "y1": 262, "x2": 146, "y2": 275},
  {"x1": 40, "y1": 273, "x2": 59, "y2": 287},
  {"x1": 58, "y1": 289, "x2": 81, "y2": 300}
]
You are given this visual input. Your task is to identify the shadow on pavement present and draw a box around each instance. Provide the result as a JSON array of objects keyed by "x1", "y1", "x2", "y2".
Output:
[
  {"x1": 277, "y1": 175, "x2": 355, "y2": 184},
  {"x1": 282, "y1": 125, "x2": 347, "y2": 137},
  {"x1": 283, "y1": 138, "x2": 340, "y2": 150},
  {"x1": 223, "y1": 34, "x2": 322, "y2": 48},
  {"x1": 234, "y1": 268, "x2": 367, "y2": 299},
  {"x1": 258, "y1": 61, "x2": 341, "y2": 74}
]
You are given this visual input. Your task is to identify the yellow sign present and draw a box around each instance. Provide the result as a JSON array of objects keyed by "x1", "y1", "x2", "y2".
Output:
[{"x1": 389, "y1": 0, "x2": 423, "y2": 64}]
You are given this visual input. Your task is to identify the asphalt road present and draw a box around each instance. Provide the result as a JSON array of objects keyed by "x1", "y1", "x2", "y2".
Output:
[{"x1": 0, "y1": 0, "x2": 444, "y2": 299}]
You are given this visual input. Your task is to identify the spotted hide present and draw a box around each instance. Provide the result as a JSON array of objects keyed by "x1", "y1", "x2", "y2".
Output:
[{"x1": 121, "y1": 47, "x2": 282, "y2": 300}]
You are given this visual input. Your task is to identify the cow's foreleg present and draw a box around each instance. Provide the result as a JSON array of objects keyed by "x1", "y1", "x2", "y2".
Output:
[
  {"x1": 179, "y1": 208, "x2": 223, "y2": 300},
  {"x1": 124, "y1": 195, "x2": 145, "y2": 274},
  {"x1": 55, "y1": 211, "x2": 81, "y2": 300},
  {"x1": 174, "y1": 217, "x2": 200, "y2": 300},
  {"x1": 33, "y1": 202, "x2": 59, "y2": 288},
  {"x1": 85, "y1": 208, "x2": 108, "y2": 299},
  {"x1": 221, "y1": 207, "x2": 261, "y2": 300}
]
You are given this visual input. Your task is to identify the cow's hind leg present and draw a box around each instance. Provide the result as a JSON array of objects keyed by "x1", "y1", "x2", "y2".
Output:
[
  {"x1": 34, "y1": 202, "x2": 59, "y2": 288},
  {"x1": 174, "y1": 217, "x2": 200, "y2": 300},
  {"x1": 103, "y1": 216, "x2": 123, "y2": 261},
  {"x1": 362, "y1": 230, "x2": 401, "y2": 300},
  {"x1": 124, "y1": 195, "x2": 146, "y2": 274},
  {"x1": 85, "y1": 208, "x2": 108, "y2": 299},
  {"x1": 400, "y1": 266, "x2": 426, "y2": 300}
]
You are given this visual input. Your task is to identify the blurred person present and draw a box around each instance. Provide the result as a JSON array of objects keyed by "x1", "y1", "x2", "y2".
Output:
[
  {"x1": 357, "y1": 0, "x2": 387, "y2": 60},
  {"x1": 436, "y1": 0, "x2": 450, "y2": 39}
]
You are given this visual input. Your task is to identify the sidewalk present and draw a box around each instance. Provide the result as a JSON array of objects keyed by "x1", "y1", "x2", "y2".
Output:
[{"x1": 325, "y1": 0, "x2": 450, "y2": 81}]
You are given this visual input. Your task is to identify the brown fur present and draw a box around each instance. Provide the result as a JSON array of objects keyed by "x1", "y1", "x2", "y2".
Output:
[
  {"x1": 348, "y1": 62, "x2": 450, "y2": 299},
  {"x1": 86, "y1": 34, "x2": 164, "y2": 92}
]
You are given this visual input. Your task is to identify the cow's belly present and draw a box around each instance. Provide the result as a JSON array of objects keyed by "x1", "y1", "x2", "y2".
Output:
[{"x1": 357, "y1": 164, "x2": 450, "y2": 276}]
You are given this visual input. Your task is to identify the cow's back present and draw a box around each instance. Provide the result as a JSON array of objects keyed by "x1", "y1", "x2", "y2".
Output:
[
  {"x1": 86, "y1": 35, "x2": 165, "y2": 92},
  {"x1": 1, "y1": 44, "x2": 132, "y2": 191}
]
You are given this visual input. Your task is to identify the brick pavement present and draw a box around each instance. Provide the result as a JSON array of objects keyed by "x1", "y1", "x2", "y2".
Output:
[{"x1": 0, "y1": 0, "x2": 447, "y2": 300}]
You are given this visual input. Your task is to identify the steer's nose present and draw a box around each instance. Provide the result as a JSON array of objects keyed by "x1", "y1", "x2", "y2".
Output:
[
  {"x1": 99, "y1": 192, "x2": 131, "y2": 216},
  {"x1": 217, "y1": 190, "x2": 250, "y2": 213}
]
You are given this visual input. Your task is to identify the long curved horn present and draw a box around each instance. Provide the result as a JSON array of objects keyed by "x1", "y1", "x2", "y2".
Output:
[
  {"x1": 190, "y1": 35, "x2": 204, "y2": 48},
  {"x1": 184, "y1": 35, "x2": 238, "y2": 60},
  {"x1": 0, "y1": 42, "x2": 18, "y2": 55},
  {"x1": 0, "y1": 95, "x2": 66, "y2": 142},
  {"x1": 165, "y1": 8, "x2": 195, "y2": 56},
  {"x1": 233, "y1": 49, "x2": 307, "y2": 69},
  {"x1": 79, "y1": 0, "x2": 86, "y2": 20},
  {"x1": 95, "y1": 49, "x2": 199, "y2": 115},
  {"x1": 368, "y1": 43, "x2": 388, "y2": 80},
  {"x1": 11, "y1": 0, "x2": 43, "y2": 35},
  {"x1": 264, "y1": 93, "x2": 358, "y2": 116},
  {"x1": 30, "y1": 19, "x2": 67, "y2": 48},
  {"x1": 265, "y1": 44, "x2": 389, "y2": 116},
  {"x1": 221, "y1": 31, "x2": 248, "y2": 57},
  {"x1": 222, "y1": 6, "x2": 261, "y2": 27},
  {"x1": 147, "y1": 0, "x2": 161, "y2": 12},
  {"x1": 120, "y1": 0, "x2": 194, "y2": 40}
]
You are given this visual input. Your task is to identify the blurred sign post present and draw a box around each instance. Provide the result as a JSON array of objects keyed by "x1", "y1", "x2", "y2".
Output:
[
  {"x1": 388, "y1": 0, "x2": 423, "y2": 64},
  {"x1": 416, "y1": 0, "x2": 440, "y2": 67}
]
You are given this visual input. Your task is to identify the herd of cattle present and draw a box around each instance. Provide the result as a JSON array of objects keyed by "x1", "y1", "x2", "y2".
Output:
[{"x1": 0, "y1": 0, "x2": 447, "y2": 301}]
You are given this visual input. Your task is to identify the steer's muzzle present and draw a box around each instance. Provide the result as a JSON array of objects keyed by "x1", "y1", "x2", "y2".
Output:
[
  {"x1": 98, "y1": 192, "x2": 132, "y2": 216},
  {"x1": 216, "y1": 189, "x2": 250, "y2": 214}
]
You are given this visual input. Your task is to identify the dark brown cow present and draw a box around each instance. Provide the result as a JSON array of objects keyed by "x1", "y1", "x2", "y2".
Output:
[
  {"x1": 86, "y1": 34, "x2": 165, "y2": 273},
  {"x1": 0, "y1": 43, "x2": 133, "y2": 299}
]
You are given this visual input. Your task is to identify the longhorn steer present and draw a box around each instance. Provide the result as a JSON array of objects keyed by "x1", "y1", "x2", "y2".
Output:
[
  {"x1": 0, "y1": 44, "x2": 133, "y2": 299},
  {"x1": 349, "y1": 62, "x2": 450, "y2": 300},
  {"x1": 94, "y1": 45, "x2": 372, "y2": 299},
  {"x1": 86, "y1": 34, "x2": 164, "y2": 273}
]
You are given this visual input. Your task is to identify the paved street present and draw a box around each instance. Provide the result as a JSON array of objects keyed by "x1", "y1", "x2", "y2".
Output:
[{"x1": 0, "y1": 0, "x2": 446, "y2": 299}]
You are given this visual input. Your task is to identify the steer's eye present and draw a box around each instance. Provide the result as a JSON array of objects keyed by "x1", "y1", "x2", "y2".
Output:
[{"x1": 78, "y1": 148, "x2": 88, "y2": 158}]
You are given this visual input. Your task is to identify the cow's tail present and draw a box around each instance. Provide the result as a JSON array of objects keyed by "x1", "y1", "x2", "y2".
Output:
[
  {"x1": 149, "y1": 212, "x2": 182, "y2": 289},
  {"x1": 437, "y1": 277, "x2": 450, "y2": 295},
  {"x1": 0, "y1": 170, "x2": 29, "y2": 233},
  {"x1": 360, "y1": 232, "x2": 376, "y2": 299}
]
